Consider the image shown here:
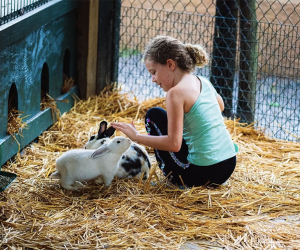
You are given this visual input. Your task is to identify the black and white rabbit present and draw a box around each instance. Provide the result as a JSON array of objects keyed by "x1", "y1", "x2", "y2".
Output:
[
  {"x1": 85, "y1": 121, "x2": 151, "y2": 180},
  {"x1": 51, "y1": 136, "x2": 131, "y2": 190}
]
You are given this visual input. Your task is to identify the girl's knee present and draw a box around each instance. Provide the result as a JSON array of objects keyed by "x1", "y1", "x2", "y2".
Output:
[
  {"x1": 145, "y1": 107, "x2": 166, "y2": 120},
  {"x1": 145, "y1": 107, "x2": 168, "y2": 135}
]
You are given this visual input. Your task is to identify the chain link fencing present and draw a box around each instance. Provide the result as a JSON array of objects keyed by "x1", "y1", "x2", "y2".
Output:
[
  {"x1": 0, "y1": 0, "x2": 50, "y2": 25},
  {"x1": 117, "y1": 0, "x2": 300, "y2": 142},
  {"x1": 1, "y1": 0, "x2": 299, "y2": 142}
]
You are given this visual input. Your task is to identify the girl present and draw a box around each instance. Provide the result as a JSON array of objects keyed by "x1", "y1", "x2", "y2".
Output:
[{"x1": 111, "y1": 35, "x2": 238, "y2": 187}]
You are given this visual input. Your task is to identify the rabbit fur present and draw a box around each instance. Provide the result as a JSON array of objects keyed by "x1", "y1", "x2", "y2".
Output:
[
  {"x1": 85, "y1": 121, "x2": 151, "y2": 182},
  {"x1": 51, "y1": 136, "x2": 131, "y2": 190}
]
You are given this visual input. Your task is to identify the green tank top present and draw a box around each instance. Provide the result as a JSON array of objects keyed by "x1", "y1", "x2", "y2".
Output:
[{"x1": 183, "y1": 76, "x2": 238, "y2": 166}]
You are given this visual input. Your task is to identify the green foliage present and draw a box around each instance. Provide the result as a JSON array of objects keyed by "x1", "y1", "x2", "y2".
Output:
[
  {"x1": 269, "y1": 102, "x2": 280, "y2": 107},
  {"x1": 120, "y1": 47, "x2": 140, "y2": 58}
]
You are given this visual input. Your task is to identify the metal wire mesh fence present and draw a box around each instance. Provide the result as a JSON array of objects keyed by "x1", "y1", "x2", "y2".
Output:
[
  {"x1": 1, "y1": 0, "x2": 299, "y2": 142},
  {"x1": 0, "y1": 0, "x2": 50, "y2": 25},
  {"x1": 117, "y1": 0, "x2": 300, "y2": 141}
]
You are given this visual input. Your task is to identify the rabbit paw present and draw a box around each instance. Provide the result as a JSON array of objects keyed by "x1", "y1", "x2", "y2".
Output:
[
  {"x1": 74, "y1": 181, "x2": 84, "y2": 187},
  {"x1": 95, "y1": 176, "x2": 104, "y2": 184}
]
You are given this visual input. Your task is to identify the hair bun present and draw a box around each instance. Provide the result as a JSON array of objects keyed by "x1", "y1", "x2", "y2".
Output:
[{"x1": 185, "y1": 44, "x2": 209, "y2": 68}]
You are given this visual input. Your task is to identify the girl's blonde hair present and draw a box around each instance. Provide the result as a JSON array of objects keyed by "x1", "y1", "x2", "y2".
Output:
[{"x1": 143, "y1": 35, "x2": 209, "y2": 72}]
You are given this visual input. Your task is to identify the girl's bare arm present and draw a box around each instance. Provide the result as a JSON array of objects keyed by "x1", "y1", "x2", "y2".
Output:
[
  {"x1": 111, "y1": 88, "x2": 184, "y2": 152},
  {"x1": 217, "y1": 94, "x2": 225, "y2": 111}
]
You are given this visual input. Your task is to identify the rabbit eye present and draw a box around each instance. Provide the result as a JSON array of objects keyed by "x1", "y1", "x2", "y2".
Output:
[
  {"x1": 117, "y1": 140, "x2": 121, "y2": 144},
  {"x1": 89, "y1": 135, "x2": 95, "y2": 141}
]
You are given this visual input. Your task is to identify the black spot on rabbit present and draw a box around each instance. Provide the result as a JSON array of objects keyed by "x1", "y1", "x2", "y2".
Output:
[
  {"x1": 119, "y1": 145, "x2": 151, "y2": 180},
  {"x1": 120, "y1": 155, "x2": 143, "y2": 178},
  {"x1": 131, "y1": 144, "x2": 151, "y2": 170}
]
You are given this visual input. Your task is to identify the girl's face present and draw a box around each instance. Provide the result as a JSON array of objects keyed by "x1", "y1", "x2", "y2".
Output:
[{"x1": 145, "y1": 59, "x2": 174, "y2": 92}]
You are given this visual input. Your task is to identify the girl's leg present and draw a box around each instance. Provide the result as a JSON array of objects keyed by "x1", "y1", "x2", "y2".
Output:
[
  {"x1": 145, "y1": 108, "x2": 237, "y2": 187},
  {"x1": 180, "y1": 156, "x2": 236, "y2": 187},
  {"x1": 145, "y1": 107, "x2": 189, "y2": 185}
]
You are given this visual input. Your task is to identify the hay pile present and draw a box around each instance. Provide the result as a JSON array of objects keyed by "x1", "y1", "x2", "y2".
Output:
[
  {"x1": 1, "y1": 88, "x2": 300, "y2": 249},
  {"x1": 7, "y1": 108, "x2": 29, "y2": 137},
  {"x1": 7, "y1": 108, "x2": 29, "y2": 151}
]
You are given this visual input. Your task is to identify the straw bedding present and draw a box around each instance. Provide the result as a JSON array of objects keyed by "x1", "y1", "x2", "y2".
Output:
[{"x1": 1, "y1": 88, "x2": 300, "y2": 249}]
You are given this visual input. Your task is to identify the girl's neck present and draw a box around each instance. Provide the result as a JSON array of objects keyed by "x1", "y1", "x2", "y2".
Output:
[{"x1": 173, "y1": 69, "x2": 190, "y2": 86}]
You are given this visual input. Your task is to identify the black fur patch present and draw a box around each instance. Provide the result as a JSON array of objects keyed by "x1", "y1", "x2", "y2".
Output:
[
  {"x1": 131, "y1": 145, "x2": 151, "y2": 169},
  {"x1": 97, "y1": 126, "x2": 116, "y2": 139},
  {"x1": 120, "y1": 156, "x2": 142, "y2": 177}
]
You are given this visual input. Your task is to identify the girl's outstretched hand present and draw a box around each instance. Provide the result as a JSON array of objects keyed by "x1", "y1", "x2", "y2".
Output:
[{"x1": 111, "y1": 121, "x2": 139, "y2": 141}]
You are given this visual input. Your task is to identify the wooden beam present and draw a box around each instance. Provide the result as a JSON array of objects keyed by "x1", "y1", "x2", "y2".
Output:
[
  {"x1": 77, "y1": 0, "x2": 100, "y2": 99},
  {"x1": 86, "y1": 0, "x2": 99, "y2": 97}
]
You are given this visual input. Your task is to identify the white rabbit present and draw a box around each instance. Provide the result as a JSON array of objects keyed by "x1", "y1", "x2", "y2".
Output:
[
  {"x1": 85, "y1": 121, "x2": 151, "y2": 181},
  {"x1": 50, "y1": 136, "x2": 131, "y2": 190}
]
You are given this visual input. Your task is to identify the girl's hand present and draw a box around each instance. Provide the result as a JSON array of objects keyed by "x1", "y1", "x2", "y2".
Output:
[{"x1": 111, "y1": 121, "x2": 139, "y2": 141}]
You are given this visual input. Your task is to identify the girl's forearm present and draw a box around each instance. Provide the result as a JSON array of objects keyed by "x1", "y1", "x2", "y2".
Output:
[
  {"x1": 110, "y1": 122, "x2": 181, "y2": 152},
  {"x1": 135, "y1": 134, "x2": 181, "y2": 152}
]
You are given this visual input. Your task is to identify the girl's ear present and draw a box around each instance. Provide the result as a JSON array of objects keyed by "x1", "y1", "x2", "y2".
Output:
[{"x1": 166, "y1": 59, "x2": 176, "y2": 70}]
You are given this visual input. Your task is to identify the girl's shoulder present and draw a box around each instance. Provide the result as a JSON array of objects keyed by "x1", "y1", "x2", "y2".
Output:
[
  {"x1": 167, "y1": 84, "x2": 184, "y2": 100},
  {"x1": 172, "y1": 79, "x2": 195, "y2": 97},
  {"x1": 196, "y1": 75, "x2": 218, "y2": 96},
  {"x1": 196, "y1": 75, "x2": 210, "y2": 86},
  {"x1": 170, "y1": 75, "x2": 202, "y2": 113}
]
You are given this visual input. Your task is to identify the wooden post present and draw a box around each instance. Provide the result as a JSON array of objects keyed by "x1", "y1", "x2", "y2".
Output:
[
  {"x1": 97, "y1": 0, "x2": 121, "y2": 92},
  {"x1": 77, "y1": 0, "x2": 99, "y2": 99},
  {"x1": 210, "y1": 0, "x2": 238, "y2": 118},
  {"x1": 237, "y1": 0, "x2": 258, "y2": 123},
  {"x1": 86, "y1": 0, "x2": 99, "y2": 97}
]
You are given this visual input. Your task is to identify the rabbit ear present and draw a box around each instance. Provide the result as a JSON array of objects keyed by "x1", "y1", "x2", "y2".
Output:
[
  {"x1": 104, "y1": 126, "x2": 116, "y2": 138},
  {"x1": 91, "y1": 145, "x2": 110, "y2": 159},
  {"x1": 97, "y1": 121, "x2": 108, "y2": 139}
]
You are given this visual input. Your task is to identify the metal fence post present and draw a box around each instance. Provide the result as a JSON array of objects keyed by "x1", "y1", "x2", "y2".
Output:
[
  {"x1": 237, "y1": 0, "x2": 258, "y2": 123},
  {"x1": 210, "y1": 0, "x2": 238, "y2": 118},
  {"x1": 111, "y1": 0, "x2": 121, "y2": 85}
]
